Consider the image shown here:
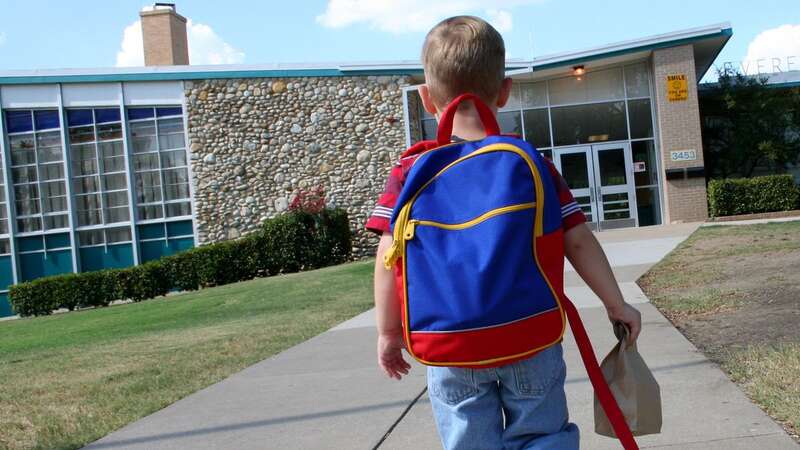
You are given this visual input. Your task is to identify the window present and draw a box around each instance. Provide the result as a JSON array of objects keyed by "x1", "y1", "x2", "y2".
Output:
[
  {"x1": 5, "y1": 110, "x2": 69, "y2": 232},
  {"x1": 497, "y1": 111, "x2": 522, "y2": 135},
  {"x1": 522, "y1": 109, "x2": 551, "y2": 149},
  {"x1": 624, "y1": 63, "x2": 650, "y2": 98},
  {"x1": 548, "y1": 68, "x2": 625, "y2": 106},
  {"x1": 551, "y1": 101, "x2": 628, "y2": 146},
  {"x1": 632, "y1": 140, "x2": 661, "y2": 226},
  {"x1": 520, "y1": 82, "x2": 547, "y2": 108},
  {"x1": 127, "y1": 107, "x2": 191, "y2": 221},
  {"x1": 78, "y1": 226, "x2": 132, "y2": 247},
  {"x1": 67, "y1": 108, "x2": 130, "y2": 229},
  {"x1": 421, "y1": 119, "x2": 437, "y2": 140},
  {"x1": 627, "y1": 99, "x2": 653, "y2": 139}
]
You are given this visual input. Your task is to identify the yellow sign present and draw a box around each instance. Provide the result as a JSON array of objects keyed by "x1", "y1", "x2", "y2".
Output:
[{"x1": 667, "y1": 74, "x2": 688, "y2": 101}]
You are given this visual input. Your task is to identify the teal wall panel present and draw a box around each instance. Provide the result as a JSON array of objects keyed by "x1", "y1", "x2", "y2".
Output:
[
  {"x1": 140, "y1": 240, "x2": 168, "y2": 263},
  {"x1": 138, "y1": 223, "x2": 165, "y2": 240},
  {"x1": 166, "y1": 220, "x2": 193, "y2": 237},
  {"x1": 0, "y1": 256, "x2": 13, "y2": 288},
  {"x1": 0, "y1": 293, "x2": 12, "y2": 317},
  {"x1": 17, "y1": 236, "x2": 44, "y2": 252},
  {"x1": 79, "y1": 244, "x2": 134, "y2": 272},
  {"x1": 140, "y1": 236, "x2": 195, "y2": 263},
  {"x1": 44, "y1": 250, "x2": 74, "y2": 277},
  {"x1": 19, "y1": 253, "x2": 45, "y2": 281},
  {"x1": 20, "y1": 250, "x2": 75, "y2": 281},
  {"x1": 46, "y1": 233, "x2": 71, "y2": 249},
  {"x1": 168, "y1": 237, "x2": 194, "y2": 253}
]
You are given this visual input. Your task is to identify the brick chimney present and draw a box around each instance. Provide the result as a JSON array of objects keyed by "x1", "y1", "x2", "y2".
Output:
[{"x1": 140, "y1": 3, "x2": 189, "y2": 66}]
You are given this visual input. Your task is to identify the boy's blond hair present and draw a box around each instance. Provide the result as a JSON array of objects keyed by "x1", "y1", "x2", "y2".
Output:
[{"x1": 422, "y1": 16, "x2": 506, "y2": 107}]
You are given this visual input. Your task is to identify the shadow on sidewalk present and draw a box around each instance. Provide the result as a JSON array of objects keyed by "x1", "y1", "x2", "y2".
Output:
[{"x1": 87, "y1": 396, "x2": 424, "y2": 449}]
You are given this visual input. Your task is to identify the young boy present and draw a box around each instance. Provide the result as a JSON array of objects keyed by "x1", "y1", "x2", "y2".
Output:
[{"x1": 366, "y1": 16, "x2": 642, "y2": 450}]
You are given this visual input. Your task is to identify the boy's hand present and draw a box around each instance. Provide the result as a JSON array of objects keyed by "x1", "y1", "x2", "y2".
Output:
[
  {"x1": 606, "y1": 302, "x2": 642, "y2": 344},
  {"x1": 377, "y1": 331, "x2": 410, "y2": 380}
]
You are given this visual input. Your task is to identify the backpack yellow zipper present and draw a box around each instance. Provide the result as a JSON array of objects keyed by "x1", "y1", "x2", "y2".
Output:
[
  {"x1": 384, "y1": 202, "x2": 535, "y2": 269},
  {"x1": 406, "y1": 202, "x2": 536, "y2": 238},
  {"x1": 383, "y1": 144, "x2": 545, "y2": 270}
]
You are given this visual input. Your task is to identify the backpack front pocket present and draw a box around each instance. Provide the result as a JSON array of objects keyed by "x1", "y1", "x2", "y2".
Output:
[{"x1": 403, "y1": 205, "x2": 559, "y2": 333}]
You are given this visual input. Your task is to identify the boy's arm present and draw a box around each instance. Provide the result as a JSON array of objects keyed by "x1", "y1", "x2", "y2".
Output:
[
  {"x1": 374, "y1": 232, "x2": 411, "y2": 380},
  {"x1": 564, "y1": 223, "x2": 642, "y2": 343}
]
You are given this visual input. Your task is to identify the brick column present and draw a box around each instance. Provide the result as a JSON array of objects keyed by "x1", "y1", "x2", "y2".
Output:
[{"x1": 652, "y1": 45, "x2": 708, "y2": 223}]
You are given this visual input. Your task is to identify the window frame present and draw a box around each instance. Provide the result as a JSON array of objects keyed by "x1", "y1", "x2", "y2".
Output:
[{"x1": 126, "y1": 107, "x2": 192, "y2": 224}]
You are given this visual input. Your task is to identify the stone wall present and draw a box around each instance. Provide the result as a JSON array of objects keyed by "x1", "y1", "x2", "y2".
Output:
[{"x1": 184, "y1": 75, "x2": 413, "y2": 257}]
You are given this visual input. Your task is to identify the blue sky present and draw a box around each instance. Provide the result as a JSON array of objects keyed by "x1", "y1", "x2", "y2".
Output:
[{"x1": 0, "y1": 0, "x2": 798, "y2": 81}]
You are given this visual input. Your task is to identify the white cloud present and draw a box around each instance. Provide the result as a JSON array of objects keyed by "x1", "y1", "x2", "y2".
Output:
[
  {"x1": 116, "y1": 22, "x2": 144, "y2": 67},
  {"x1": 486, "y1": 9, "x2": 513, "y2": 33},
  {"x1": 316, "y1": 0, "x2": 543, "y2": 34},
  {"x1": 186, "y1": 21, "x2": 245, "y2": 65},
  {"x1": 742, "y1": 24, "x2": 800, "y2": 74},
  {"x1": 116, "y1": 17, "x2": 244, "y2": 67}
]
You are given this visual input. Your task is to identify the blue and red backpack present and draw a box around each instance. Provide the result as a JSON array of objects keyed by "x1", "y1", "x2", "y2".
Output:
[{"x1": 383, "y1": 94, "x2": 639, "y2": 450}]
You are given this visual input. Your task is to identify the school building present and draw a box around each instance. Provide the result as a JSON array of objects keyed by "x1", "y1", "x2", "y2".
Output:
[{"x1": 0, "y1": 5, "x2": 735, "y2": 316}]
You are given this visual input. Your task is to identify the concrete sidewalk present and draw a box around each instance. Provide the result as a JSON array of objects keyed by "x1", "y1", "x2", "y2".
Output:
[{"x1": 84, "y1": 224, "x2": 797, "y2": 449}]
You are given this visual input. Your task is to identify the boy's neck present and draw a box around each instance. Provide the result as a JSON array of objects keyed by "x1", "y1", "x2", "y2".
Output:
[{"x1": 444, "y1": 104, "x2": 499, "y2": 141}]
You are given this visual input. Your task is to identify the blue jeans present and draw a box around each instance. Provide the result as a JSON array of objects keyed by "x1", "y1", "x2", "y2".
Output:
[{"x1": 427, "y1": 344, "x2": 579, "y2": 450}]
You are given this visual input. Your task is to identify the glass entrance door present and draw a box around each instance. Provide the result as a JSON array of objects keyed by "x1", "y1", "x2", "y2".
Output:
[
  {"x1": 555, "y1": 146, "x2": 597, "y2": 230},
  {"x1": 591, "y1": 143, "x2": 637, "y2": 230},
  {"x1": 554, "y1": 143, "x2": 637, "y2": 231}
]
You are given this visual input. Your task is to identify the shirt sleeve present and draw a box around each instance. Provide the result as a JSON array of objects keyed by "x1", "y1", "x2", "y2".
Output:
[
  {"x1": 544, "y1": 159, "x2": 587, "y2": 231},
  {"x1": 365, "y1": 163, "x2": 403, "y2": 235}
]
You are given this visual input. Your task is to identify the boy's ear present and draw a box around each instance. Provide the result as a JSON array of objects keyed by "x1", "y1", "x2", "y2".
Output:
[
  {"x1": 418, "y1": 85, "x2": 440, "y2": 117},
  {"x1": 495, "y1": 78, "x2": 513, "y2": 108}
]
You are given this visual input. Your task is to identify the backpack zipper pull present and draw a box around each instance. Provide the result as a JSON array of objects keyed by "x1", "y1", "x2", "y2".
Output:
[
  {"x1": 383, "y1": 241, "x2": 400, "y2": 269},
  {"x1": 404, "y1": 220, "x2": 417, "y2": 240},
  {"x1": 384, "y1": 203, "x2": 413, "y2": 269}
]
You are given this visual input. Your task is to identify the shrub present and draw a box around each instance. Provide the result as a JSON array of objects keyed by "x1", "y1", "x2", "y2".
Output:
[
  {"x1": 288, "y1": 185, "x2": 326, "y2": 214},
  {"x1": 708, "y1": 175, "x2": 800, "y2": 217},
  {"x1": 9, "y1": 209, "x2": 352, "y2": 317}
]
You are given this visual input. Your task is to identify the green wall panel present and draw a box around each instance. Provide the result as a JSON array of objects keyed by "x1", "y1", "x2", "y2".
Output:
[{"x1": 79, "y1": 244, "x2": 135, "y2": 272}]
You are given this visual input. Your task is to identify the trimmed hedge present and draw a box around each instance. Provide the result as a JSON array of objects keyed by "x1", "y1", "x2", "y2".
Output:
[
  {"x1": 9, "y1": 209, "x2": 351, "y2": 317},
  {"x1": 708, "y1": 175, "x2": 800, "y2": 217}
]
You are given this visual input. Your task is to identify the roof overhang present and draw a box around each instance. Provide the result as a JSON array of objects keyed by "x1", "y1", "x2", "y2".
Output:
[
  {"x1": 507, "y1": 22, "x2": 732, "y2": 82},
  {"x1": 0, "y1": 23, "x2": 731, "y2": 86}
]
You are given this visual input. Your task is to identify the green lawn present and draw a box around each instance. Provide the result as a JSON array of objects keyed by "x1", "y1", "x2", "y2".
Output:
[{"x1": 0, "y1": 260, "x2": 374, "y2": 450}]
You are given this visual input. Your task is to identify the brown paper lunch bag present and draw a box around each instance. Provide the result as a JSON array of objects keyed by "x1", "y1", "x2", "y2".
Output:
[{"x1": 594, "y1": 322, "x2": 662, "y2": 437}]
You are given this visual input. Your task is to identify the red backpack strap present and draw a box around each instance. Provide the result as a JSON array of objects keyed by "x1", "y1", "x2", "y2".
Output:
[
  {"x1": 562, "y1": 298, "x2": 639, "y2": 450},
  {"x1": 402, "y1": 93, "x2": 499, "y2": 158},
  {"x1": 436, "y1": 93, "x2": 500, "y2": 146},
  {"x1": 400, "y1": 139, "x2": 440, "y2": 159}
]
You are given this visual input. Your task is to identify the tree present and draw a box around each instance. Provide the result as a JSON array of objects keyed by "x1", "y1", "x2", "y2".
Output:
[{"x1": 700, "y1": 68, "x2": 800, "y2": 178}]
